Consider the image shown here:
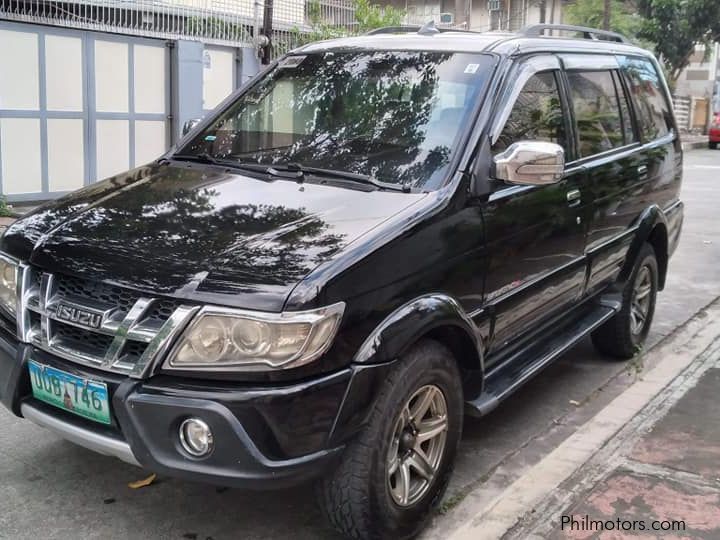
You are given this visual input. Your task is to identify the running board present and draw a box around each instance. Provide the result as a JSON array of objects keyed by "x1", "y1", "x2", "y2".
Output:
[{"x1": 466, "y1": 302, "x2": 619, "y2": 417}]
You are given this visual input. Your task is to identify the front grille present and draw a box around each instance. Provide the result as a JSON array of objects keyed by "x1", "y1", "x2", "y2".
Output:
[
  {"x1": 17, "y1": 266, "x2": 199, "y2": 377},
  {"x1": 54, "y1": 322, "x2": 115, "y2": 352},
  {"x1": 56, "y1": 274, "x2": 138, "y2": 312}
]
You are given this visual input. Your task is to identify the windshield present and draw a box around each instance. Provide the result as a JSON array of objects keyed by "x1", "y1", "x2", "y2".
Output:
[{"x1": 178, "y1": 51, "x2": 495, "y2": 190}]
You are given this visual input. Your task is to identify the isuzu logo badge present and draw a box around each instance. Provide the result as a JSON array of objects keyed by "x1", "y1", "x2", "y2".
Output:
[{"x1": 56, "y1": 303, "x2": 103, "y2": 329}]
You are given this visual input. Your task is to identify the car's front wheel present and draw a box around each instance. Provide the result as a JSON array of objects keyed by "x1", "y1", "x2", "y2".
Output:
[
  {"x1": 317, "y1": 340, "x2": 463, "y2": 540},
  {"x1": 710, "y1": 141, "x2": 718, "y2": 150}
]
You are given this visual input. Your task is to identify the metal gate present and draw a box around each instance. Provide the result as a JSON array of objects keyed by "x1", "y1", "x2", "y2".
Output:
[{"x1": 0, "y1": 20, "x2": 171, "y2": 202}]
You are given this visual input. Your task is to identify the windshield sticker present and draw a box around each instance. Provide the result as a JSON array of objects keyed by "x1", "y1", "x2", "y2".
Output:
[
  {"x1": 464, "y1": 64, "x2": 480, "y2": 74},
  {"x1": 204, "y1": 135, "x2": 217, "y2": 142},
  {"x1": 279, "y1": 55, "x2": 306, "y2": 69}
]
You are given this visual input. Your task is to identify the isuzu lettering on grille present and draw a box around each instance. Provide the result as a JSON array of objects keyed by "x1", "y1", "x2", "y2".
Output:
[{"x1": 56, "y1": 303, "x2": 103, "y2": 329}]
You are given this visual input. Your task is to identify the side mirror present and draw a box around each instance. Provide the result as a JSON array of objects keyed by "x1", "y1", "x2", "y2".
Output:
[
  {"x1": 493, "y1": 141, "x2": 565, "y2": 186},
  {"x1": 182, "y1": 118, "x2": 201, "y2": 136}
]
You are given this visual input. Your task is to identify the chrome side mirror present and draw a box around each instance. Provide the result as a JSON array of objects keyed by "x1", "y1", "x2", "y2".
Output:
[
  {"x1": 493, "y1": 141, "x2": 565, "y2": 186},
  {"x1": 182, "y1": 118, "x2": 201, "y2": 136}
]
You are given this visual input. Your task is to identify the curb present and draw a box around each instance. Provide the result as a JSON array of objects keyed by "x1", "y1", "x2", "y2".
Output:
[{"x1": 682, "y1": 140, "x2": 708, "y2": 151}]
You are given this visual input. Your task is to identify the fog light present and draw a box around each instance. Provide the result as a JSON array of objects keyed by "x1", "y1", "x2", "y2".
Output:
[{"x1": 179, "y1": 418, "x2": 214, "y2": 457}]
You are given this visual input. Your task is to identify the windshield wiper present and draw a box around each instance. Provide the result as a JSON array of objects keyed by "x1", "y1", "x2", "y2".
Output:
[
  {"x1": 266, "y1": 163, "x2": 411, "y2": 193},
  {"x1": 171, "y1": 155, "x2": 412, "y2": 192},
  {"x1": 171, "y1": 153, "x2": 269, "y2": 174}
]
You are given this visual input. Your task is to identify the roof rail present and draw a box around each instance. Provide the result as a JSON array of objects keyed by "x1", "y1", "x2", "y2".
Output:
[
  {"x1": 365, "y1": 25, "x2": 423, "y2": 35},
  {"x1": 521, "y1": 24, "x2": 629, "y2": 44},
  {"x1": 365, "y1": 24, "x2": 480, "y2": 36}
]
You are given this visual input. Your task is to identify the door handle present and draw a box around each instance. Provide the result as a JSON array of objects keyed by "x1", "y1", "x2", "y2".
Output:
[{"x1": 567, "y1": 189, "x2": 581, "y2": 206}]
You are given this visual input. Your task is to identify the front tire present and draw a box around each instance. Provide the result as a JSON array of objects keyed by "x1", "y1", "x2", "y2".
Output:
[
  {"x1": 317, "y1": 340, "x2": 463, "y2": 540},
  {"x1": 591, "y1": 243, "x2": 658, "y2": 359},
  {"x1": 710, "y1": 141, "x2": 718, "y2": 150}
]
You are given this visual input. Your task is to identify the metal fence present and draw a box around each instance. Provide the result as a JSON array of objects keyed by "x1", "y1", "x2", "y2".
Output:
[{"x1": 0, "y1": 0, "x2": 356, "y2": 50}]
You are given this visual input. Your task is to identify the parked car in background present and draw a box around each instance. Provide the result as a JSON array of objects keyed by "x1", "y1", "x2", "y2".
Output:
[
  {"x1": 0, "y1": 23, "x2": 683, "y2": 540},
  {"x1": 709, "y1": 112, "x2": 720, "y2": 149}
]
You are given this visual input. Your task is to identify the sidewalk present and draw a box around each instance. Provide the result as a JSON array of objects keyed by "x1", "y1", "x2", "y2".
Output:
[
  {"x1": 444, "y1": 300, "x2": 720, "y2": 540},
  {"x1": 0, "y1": 217, "x2": 15, "y2": 235},
  {"x1": 547, "y1": 366, "x2": 720, "y2": 539}
]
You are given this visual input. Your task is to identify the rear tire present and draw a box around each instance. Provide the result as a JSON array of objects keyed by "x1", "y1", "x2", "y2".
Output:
[
  {"x1": 591, "y1": 243, "x2": 658, "y2": 359},
  {"x1": 316, "y1": 340, "x2": 463, "y2": 540},
  {"x1": 710, "y1": 141, "x2": 718, "y2": 150}
]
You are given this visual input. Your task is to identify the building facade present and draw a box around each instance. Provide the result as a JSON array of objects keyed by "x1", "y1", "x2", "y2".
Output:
[
  {"x1": 471, "y1": 0, "x2": 563, "y2": 32},
  {"x1": 673, "y1": 43, "x2": 720, "y2": 131},
  {"x1": 379, "y1": 0, "x2": 564, "y2": 30}
]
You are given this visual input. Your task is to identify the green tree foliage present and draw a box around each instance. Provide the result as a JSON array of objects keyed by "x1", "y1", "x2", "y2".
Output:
[
  {"x1": 353, "y1": 0, "x2": 405, "y2": 33},
  {"x1": 296, "y1": 0, "x2": 405, "y2": 46},
  {"x1": 0, "y1": 196, "x2": 12, "y2": 217},
  {"x1": 636, "y1": 0, "x2": 720, "y2": 82},
  {"x1": 565, "y1": 0, "x2": 643, "y2": 41}
]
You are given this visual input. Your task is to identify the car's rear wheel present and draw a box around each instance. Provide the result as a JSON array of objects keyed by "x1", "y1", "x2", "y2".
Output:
[
  {"x1": 316, "y1": 340, "x2": 463, "y2": 540},
  {"x1": 710, "y1": 141, "x2": 718, "y2": 150},
  {"x1": 591, "y1": 243, "x2": 658, "y2": 359}
]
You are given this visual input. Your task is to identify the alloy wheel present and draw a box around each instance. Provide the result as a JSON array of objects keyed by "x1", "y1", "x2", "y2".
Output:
[
  {"x1": 386, "y1": 384, "x2": 448, "y2": 507},
  {"x1": 630, "y1": 265, "x2": 653, "y2": 335}
]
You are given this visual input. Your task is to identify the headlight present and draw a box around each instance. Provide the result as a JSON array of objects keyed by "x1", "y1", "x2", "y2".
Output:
[
  {"x1": 164, "y1": 302, "x2": 345, "y2": 372},
  {"x1": 0, "y1": 254, "x2": 18, "y2": 317}
]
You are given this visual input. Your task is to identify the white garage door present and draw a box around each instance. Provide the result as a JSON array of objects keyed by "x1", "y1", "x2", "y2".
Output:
[{"x1": 0, "y1": 21, "x2": 170, "y2": 201}]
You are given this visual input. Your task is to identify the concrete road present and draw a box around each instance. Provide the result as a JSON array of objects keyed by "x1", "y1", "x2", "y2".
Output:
[{"x1": 1, "y1": 150, "x2": 719, "y2": 540}]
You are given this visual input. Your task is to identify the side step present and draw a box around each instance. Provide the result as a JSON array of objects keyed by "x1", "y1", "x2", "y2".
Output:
[{"x1": 466, "y1": 301, "x2": 620, "y2": 417}]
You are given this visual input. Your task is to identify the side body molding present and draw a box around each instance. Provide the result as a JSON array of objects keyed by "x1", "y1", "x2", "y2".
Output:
[{"x1": 353, "y1": 294, "x2": 484, "y2": 371}]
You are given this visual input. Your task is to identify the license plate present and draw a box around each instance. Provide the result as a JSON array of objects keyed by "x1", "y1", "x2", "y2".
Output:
[{"x1": 28, "y1": 361, "x2": 111, "y2": 425}]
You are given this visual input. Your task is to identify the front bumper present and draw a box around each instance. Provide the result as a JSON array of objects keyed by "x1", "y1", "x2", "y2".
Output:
[
  {"x1": 0, "y1": 327, "x2": 391, "y2": 489},
  {"x1": 20, "y1": 401, "x2": 139, "y2": 465}
]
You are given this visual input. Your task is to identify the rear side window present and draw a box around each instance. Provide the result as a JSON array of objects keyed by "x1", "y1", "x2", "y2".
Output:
[
  {"x1": 492, "y1": 72, "x2": 567, "y2": 154},
  {"x1": 613, "y1": 71, "x2": 637, "y2": 145},
  {"x1": 619, "y1": 56, "x2": 673, "y2": 141},
  {"x1": 566, "y1": 70, "x2": 624, "y2": 157}
]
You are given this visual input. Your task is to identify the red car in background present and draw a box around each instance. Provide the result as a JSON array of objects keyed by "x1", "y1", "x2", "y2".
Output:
[{"x1": 710, "y1": 112, "x2": 720, "y2": 149}]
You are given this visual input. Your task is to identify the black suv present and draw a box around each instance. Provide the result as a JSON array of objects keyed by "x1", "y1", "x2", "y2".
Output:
[{"x1": 0, "y1": 24, "x2": 682, "y2": 540}]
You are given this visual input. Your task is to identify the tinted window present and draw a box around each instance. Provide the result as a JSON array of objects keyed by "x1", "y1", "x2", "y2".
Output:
[
  {"x1": 180, "y1": 51, "x2": 495, "y2": 190},
  {"x1": 567, "y1": 70, "x2": 624, "y2": 157},
  {"x1": 492, "y1": 72, "x2": 567, "y2": 153},
  {"x1": 613, "y1": 71, "x2": 637, "y2": 144},
  {"x1": 619, "y1": 56, "x2": 672, "y2": 140}
]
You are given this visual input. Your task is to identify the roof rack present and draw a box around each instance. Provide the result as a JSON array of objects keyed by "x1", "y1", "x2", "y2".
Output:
[
  {"x1": 366, "y1": 23, "x2": 480, "y2": 36},
  {"x1": 365, "y1": 25, "x2": 422, "y2": 35},
  {"x1": 521, "y1": 24, "x2": 629, "y2": 44}
]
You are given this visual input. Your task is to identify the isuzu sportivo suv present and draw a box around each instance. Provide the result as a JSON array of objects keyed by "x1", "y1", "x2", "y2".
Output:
[{"x1": 0, "y1": 24, "x2": 683, "y2": 540}]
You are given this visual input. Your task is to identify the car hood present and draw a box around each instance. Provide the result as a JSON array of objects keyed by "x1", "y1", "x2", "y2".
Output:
[{"x1": 2, "y1": 164, "x2": 426, "y2": 311}]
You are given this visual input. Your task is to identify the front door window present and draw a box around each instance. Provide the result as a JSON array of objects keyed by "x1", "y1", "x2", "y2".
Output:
[{"x1": 492, "y1": 72, "x2": 568, "y2": 154}]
